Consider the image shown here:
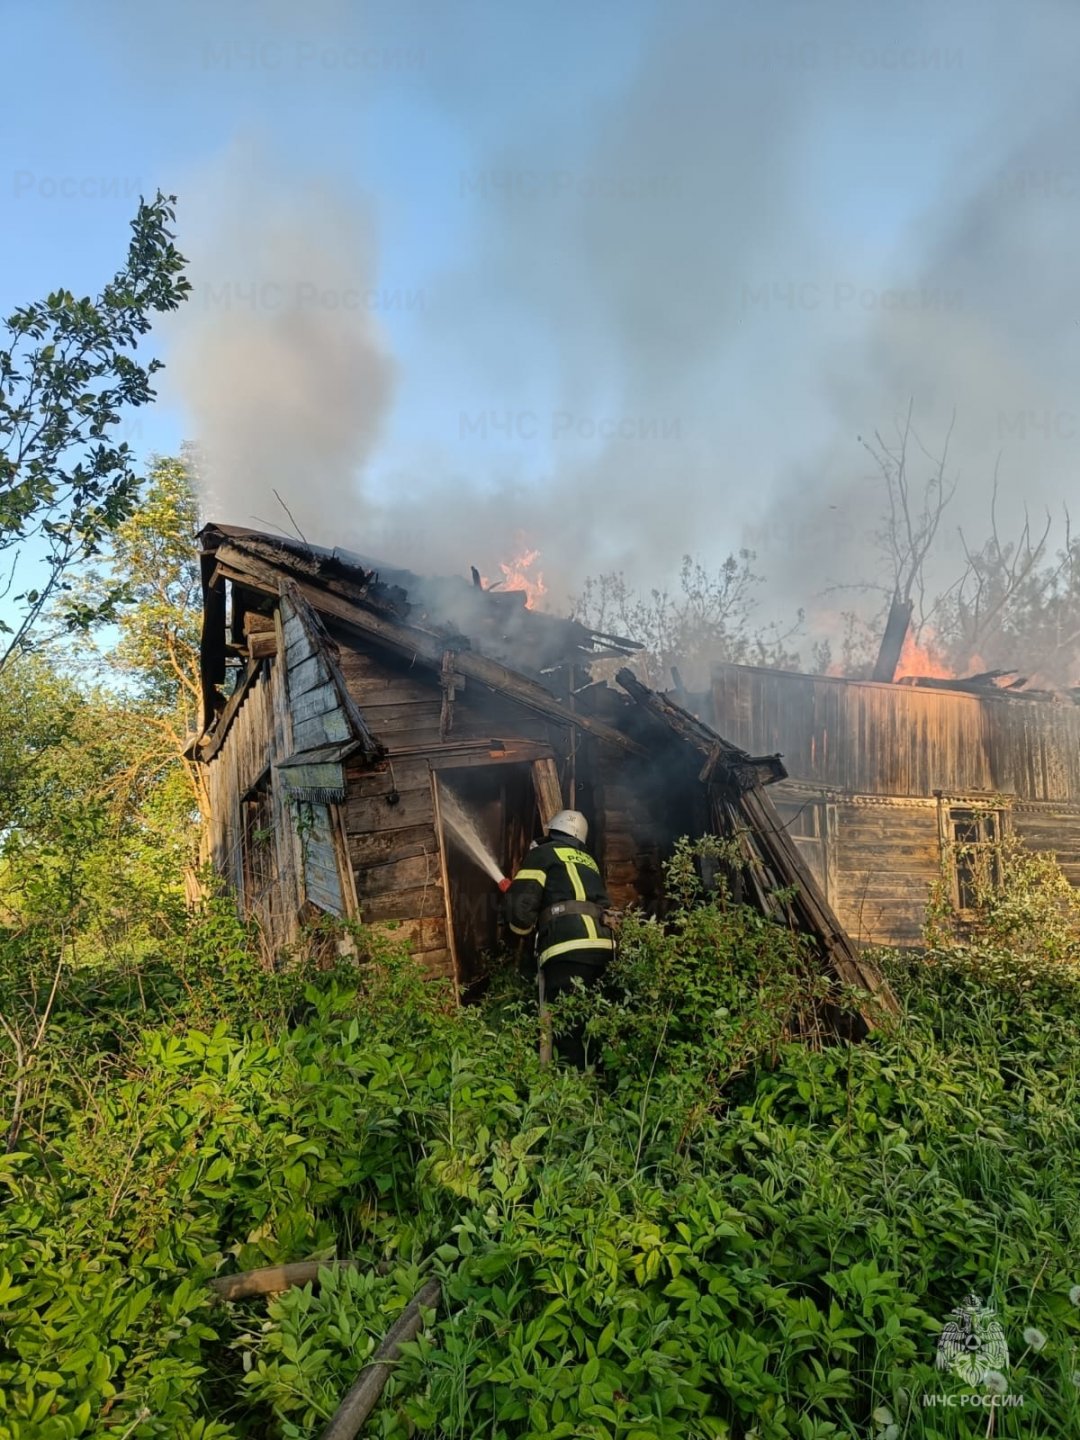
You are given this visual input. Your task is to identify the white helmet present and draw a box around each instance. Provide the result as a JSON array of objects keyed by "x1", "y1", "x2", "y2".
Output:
[{"x1": 548, "y1": 809, "x2": 588, "y2": 844}]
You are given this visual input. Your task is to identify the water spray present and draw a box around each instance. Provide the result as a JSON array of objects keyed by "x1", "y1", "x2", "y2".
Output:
[{"x1": 437, "y1": 783, "x2": 511, "y2": 889}]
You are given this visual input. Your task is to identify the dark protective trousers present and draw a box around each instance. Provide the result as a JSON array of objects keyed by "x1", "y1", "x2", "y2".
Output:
[{"x1": 542, "y1": 956, "x2": 607, "y2": 1069}]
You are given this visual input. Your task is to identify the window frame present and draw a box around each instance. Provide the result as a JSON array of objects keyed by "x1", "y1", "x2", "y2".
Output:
[
  {"x1": 241, "y1": 769, "x2": 276, "y2": 918},
  {"x1": 937, "y1": 797, "x2": 1006, "y2": 915}
]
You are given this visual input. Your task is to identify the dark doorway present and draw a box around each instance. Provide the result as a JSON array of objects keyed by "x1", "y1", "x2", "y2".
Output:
[{"x1": 435, "y1": 763, "x2": 541, "y2": 997}]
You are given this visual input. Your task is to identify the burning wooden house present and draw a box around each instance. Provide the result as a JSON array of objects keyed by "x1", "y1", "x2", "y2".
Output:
[
  {"x1": 708, "y1": 648, "x2": 1080, "y2": 947},
  {"x1": 194, "y1": 525, "x2": 894, "y2": 1026}
]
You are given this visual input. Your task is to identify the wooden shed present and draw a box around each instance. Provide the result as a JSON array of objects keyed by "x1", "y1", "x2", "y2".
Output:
[
  {"x1": 708, "y1": 663, "x2": 1080, "y2": 946},
  {"x1": 194, "y1": 526, "x2": 894, "y2": 1026}
]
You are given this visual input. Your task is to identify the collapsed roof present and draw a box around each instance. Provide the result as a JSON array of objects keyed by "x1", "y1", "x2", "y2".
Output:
[{"x1": 199, "y1": 523, "x2": 639, "y2": 696}]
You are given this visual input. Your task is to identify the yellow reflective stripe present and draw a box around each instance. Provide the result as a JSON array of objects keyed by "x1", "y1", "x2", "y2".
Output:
[
  {"x1": 583, "y1": 914, "x2": 597, "y2": 941},
  {"x1": 539, "y1": 936, "x2": 615, "y2": 964},
  {"x1": 509, "y1": 921, "x2": 533, "y2": 936},
  {"x1": 512, "y1": 868, "x2": 547, "y2": 885},
  {"x1": 566, "y1": 862, "x2": 586, "y2": 901},
  {"x1": 554, "y1": 846, "x2": 599, "y2": 874}
]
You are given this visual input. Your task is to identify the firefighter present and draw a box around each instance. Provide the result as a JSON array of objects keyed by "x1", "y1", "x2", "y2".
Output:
[{"x1": 504, "y1": 809, "x2": 614, "y2": 1069}]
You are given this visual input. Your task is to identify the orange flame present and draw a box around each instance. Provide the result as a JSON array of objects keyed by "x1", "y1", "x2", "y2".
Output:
[
  {"x1": 894, "y1": 626, "x2": 954, "y2": 680},
  {"x1": 482, "y1": 538, "x2": 548, "y2": 610}
]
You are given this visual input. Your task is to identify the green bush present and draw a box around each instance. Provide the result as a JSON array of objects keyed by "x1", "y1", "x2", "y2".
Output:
[{"x1": 1, "y1": 858, "x2": 1078, "y2": 1438}]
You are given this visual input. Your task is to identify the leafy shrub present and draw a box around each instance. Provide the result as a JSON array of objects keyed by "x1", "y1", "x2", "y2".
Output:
[
  {"x1": 925, "y1": 830, "x2": 1080, "y2": 999},
  {"x1": 1, "y1": 855, "x2": 1078, "y2": 1438}
]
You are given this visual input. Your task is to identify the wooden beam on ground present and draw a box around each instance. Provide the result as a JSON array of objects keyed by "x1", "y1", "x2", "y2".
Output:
[
  {"x1": 208, "y1": 1258, "x2": 363, "y2": 1301},
  {"x1": 318, "y1": 1277, "x2": 441, "y2": 1440},
  {"x1": 214, "y1": 544, "x2": 644, "y2": 756}
]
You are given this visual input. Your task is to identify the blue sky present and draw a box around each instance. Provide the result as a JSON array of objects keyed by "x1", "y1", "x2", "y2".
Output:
[{"x1": 4, "y1": 0, "x2": 1079, "y2": 625}]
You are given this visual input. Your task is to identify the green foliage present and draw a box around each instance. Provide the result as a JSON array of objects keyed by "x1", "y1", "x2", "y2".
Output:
[
  {"x1": 0, "y1": 653, "x2": 192, "y2": 961},
  {"x1": 0, "y1": 850, "x2": 1078, "y2": 1437},
  {"x1": 924, "y1": 830, "x2": 1080, "y2": 997},
  {"x1": 66, "y1": 450, "x2": 207, "y2": 818},
  {"x1": 0, "y1": 194, "x2": 190, "y2": 664},
  {"x1": 571, "y1": 555, "x2": 805, "y2": 688}
]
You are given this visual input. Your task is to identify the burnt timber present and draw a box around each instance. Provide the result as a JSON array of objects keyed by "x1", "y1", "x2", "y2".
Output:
[{"x1": 194, "y1": 524, "x2": 894, "y2": 1031}]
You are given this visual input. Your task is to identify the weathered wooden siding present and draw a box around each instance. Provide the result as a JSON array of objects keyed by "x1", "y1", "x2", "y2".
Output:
[
  {"x1": 330, "y1": 625, "x2": 564, "y2": 753},
  {"x1": 327, "y1": 629, "x2": 575, "y2": 983},
  {"x1": 711, "y1": 665, "x2": 1080, "y2": 802},
  {"x1": 280, "y1": 593, "x2": 351, "y2": 917},
  {"x1": 204, "y1": 652, "x2": 303, "y2": 952},
  {"x1": 983, "y1": 705, "x2": 1080, "y2": 802},
  {"x1": 830, "y1": 797, "x2": 940, "y2": 946},
  {"x1": 1012, "y1": 805, "x2": 1080, "y2": 888},
  {"x1": 342, "y1": 751, "x2": 452, "y2": 981},
  {"x1": 710, "y1": 666, "x2": 994, "y2": 796}
]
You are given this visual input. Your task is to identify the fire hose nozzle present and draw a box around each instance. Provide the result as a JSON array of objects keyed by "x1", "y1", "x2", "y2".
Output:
[{"x1": 497, "y1": 876, "x2": 511, "y2": 893}]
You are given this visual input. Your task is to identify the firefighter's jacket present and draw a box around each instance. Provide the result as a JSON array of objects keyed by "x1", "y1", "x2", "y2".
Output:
[{"x1": 506, "y1": 839, "x2": 615, "y2": 967}]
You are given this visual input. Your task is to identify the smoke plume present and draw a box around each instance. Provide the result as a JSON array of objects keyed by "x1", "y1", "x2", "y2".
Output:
[
  {"x1": 167, "y1": 140, "x2": 394, "y2": 539},
  {"x1": 91, "y1": 0, "x2": 1080, "y2": 636}
]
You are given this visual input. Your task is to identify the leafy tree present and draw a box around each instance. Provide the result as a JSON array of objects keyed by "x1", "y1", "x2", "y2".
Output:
[
  {"x1": 0, "y1": 192, "x2": 189, "y2": 667},
  {"x1": 0, "y1": 654, "x2": 192, "y2": 961},
  {"x1": 573, "y1": 552, "x2": 804, "y2": 690},
  {"x1": 69, "y1": 451, "x2": 207, "y2": 817}
]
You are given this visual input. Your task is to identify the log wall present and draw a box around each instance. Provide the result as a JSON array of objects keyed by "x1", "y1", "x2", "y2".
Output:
[
  {"x1": 332, "y1": 632, "x2": 568, "y2": 984},
  {"x1": 830, "y1": 796, "x2": 940, "y2": 947}
]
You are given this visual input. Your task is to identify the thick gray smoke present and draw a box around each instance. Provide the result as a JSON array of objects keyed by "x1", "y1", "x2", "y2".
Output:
[
  {"x1": 87, "y1": 0, "x2": 1080, "y2": 631},
  {"x1": 168, "y1": 140, "x2": 394, "y2": 539},
  {"x1": 368, "y1": 0, "x2": 1080, "y2": 626}
]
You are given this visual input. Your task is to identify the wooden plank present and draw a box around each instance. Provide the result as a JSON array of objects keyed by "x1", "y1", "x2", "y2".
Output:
[
  {"x1": 414, "y1": 948, "x2": 454, "y2": 979},
  {"x1": 361, "y1": 885, "x2": 446, "y2": 921},
  {"x1": 277, "y1": 761, "x2": 346, "y2": 797},
  {"x1": 348, "y1": 824, "x2": 439, "y2": 868},
  {"x1": 197, "y1": 660, "x2": 264, "y2": 761},
  {"x1": 292, "y1": 684, "x2": 344, "y2": 724},
  {"x1": 367, "y1": 917, "x2": 446, "y2": 953},
  {"x1": 305, "y1": 834, "x2": 340, "y2": 870},
  {"x1": 355, "y1": 851, "x2": 441, "y2": 896},
  {"x1": 347, "y1": 759, "x2": 432, "y2": 797},
  {"x1": 308, "y1": 874, "x2": 343, "y2": 914},
  {"x1": 357, "y1": 700, "x2": 444, "y2": 728},
  {"x1": 426, "y1": 741, "x2": 554, "y2": 769},
  {"x1": 345, "y1": 788, "x2": 434, "y2": 833},
  {"x1": 430, "y1": 774, "x2": 461, "y2": 1000},
  {"x1": 282, "y1": 612, "x2": 308, "y2": 653},
  {"x1": 293, "y1": 709, "x2": 353, "y2": 752},
  {"x1": 289, "y1": 653, "x2": 332, "y2": 698},
  {"x1": 248, "y1": 632, "x2": 278, "y2": 659},
  {"x1": 532, "y1": 756, "x2": 563, "y2": 828}
]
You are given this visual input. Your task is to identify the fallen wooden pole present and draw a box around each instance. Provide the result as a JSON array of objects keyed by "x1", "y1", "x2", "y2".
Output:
[
  {"x1": 209, "y1": 1258, "x2": 364, "y2": 1302},
  {"x1": 319, "y1": 1277, "x2": 442, "y2": 1440}
]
